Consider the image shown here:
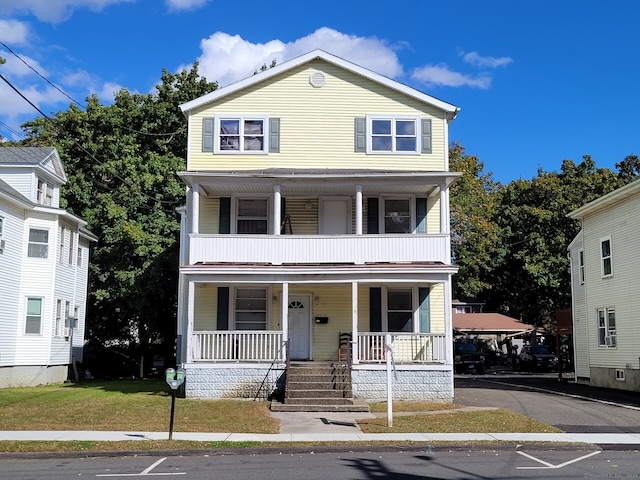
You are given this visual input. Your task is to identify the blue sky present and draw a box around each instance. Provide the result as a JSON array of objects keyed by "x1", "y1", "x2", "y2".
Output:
[{"x1": 1, "y1": 0, "x2": 639, "y2": 184}]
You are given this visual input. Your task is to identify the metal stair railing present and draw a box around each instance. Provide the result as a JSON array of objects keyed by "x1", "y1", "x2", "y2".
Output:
[{"x1": 253, "y1": 339, "x2": 289, "y2": 401}]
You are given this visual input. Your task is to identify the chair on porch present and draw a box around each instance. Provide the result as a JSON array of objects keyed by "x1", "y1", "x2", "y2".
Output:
[{"x1": 337, "y1": 332, "x2": 352, "y2": 362}]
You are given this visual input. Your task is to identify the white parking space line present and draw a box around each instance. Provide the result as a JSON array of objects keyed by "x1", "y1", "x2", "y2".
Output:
[
  {"x1": 96, "y1": 457, "x2": 186, "y2": 477},
  {"x1": 516, "y1": 450, "x2": 601, "y2": 469}
]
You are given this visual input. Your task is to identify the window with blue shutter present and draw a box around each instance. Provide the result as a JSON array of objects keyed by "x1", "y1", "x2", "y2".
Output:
[{"x1": 202, "y1": 117, "x2": 214, "y2": 152}]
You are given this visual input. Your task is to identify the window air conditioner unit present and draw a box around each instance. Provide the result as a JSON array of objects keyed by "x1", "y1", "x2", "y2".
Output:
[
  {"x1": 64, "y1": 327, "x2": 70, "y2": 338},
  {"x1": 605, "y1": 336, "x2": 617, "y2": 347}
]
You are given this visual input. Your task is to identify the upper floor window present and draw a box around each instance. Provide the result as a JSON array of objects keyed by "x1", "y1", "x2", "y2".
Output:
[
  {"x1": 578, "y1": 249, "x2": 585, "y2": 284},
  {"x1": 597, "y1": 307, "x2": 616, "y2": 347},
  {"x1": 28, "y1": 228, "x2": 48, "y2": 258},
  {"x1": 237, "y1": 198, "x2": 268, "y2": 234},
  {"x1": 25, "y1": 297, "x2": 43, "y2": 334},
  {"x1": 600, "y1": 237, "x2": 612, "y2": 277},
  {"x1": 77, "y1": 246, "x2": 83, "y2": 267},
  {"x1": 214, "y1": 116, "x2": 268, "y2": 153},
  {"x1": 37, "y1": 179, "x2": 53, "y2": 206},
  {"x1": 383, "y1": 198, "x2": 412, "y2": 233},
  {"x1": 58, "y1": 226, "x2": 65, "y2": 264},
  {"x1": 68, "y1": 231, "x2": 74, "y2": 265},
  {"x1": 0, "y1": 216, "x2": 4, "y2": 237}
]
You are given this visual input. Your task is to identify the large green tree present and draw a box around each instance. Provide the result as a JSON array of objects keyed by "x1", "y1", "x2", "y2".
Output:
[
  {"x1": 483, "y1": 156, "x2": 623, "y2": 325},
  {"x1": 14, "y1": 65, "x2": 217, "y2": 370},
  {"x1": 449, "y1": 142, "x2": 501, "y2": 299}
]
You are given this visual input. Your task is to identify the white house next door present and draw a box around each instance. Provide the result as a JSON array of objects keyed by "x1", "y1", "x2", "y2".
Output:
[{"x1": 288, "y1": 295, "x2": 311, "y2": 360}]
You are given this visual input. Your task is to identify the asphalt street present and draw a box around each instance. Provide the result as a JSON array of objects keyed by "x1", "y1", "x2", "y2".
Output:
[{"x1": 453, "y1": 371, "x2": 640, "y2": 433}]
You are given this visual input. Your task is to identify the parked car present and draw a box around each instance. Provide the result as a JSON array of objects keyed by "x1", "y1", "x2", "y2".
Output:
[
  {"x1": 518, "y1": 345, "x2": 558, "y2": 372},
  {"x1": 454, "y1": 342, "x2": 485, "y2": 374}
]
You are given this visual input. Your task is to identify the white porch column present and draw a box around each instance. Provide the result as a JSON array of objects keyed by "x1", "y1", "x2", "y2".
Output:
[
  {"x1": 273, "y1": 185, "x2": 281, "y2": 235},
  {"x1": 186, "y1": 278, "x2": 195, "y2": 363},
  {"x1": 351, "y1": 281, "x2": 359, "y2": 365},
  {"x1": 355, "y1": 184, "x2": 363, "y2": 235},
  {"x1": 281, "y1": 282, "x2": 289, "y2": 359},
  {"x1": 439, "y1": 183, "x2": 447, "y2": 235},
  {"x1": 191, "y1": 185, "x2": 200, "y2": 234}
]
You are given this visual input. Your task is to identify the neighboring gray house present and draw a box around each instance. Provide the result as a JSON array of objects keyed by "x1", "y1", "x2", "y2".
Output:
[
  {"x1": 568, "y1": 178, "x2": 640, "y2": 392},
  {"x1": 0, "y1": 147, "x2": 96, "y2": 388}
]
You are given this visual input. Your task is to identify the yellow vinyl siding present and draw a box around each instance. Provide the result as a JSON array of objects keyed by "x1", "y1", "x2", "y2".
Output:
[
  {"x1": 428, "y1": 283, "x2": 445, "y2": 333},
  {"x1": 427, "y1": 196, "x2": 440, "y2": 235},
  {"x1": 194, "y1": 285, "x2": 217, "y2": 330},
  {"x1": 284, "y1": 197, "x2": 318, "y2": 235},
  {"x1": 199, "y1": 197, "x2": 219, "y2": 234},
  {"x1": 187, "y1": 60, "x2": 447, "y2": 172}
]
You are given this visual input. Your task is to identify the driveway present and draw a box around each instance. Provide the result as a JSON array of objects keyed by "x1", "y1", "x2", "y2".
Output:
[{"x1": 453, "y1": 371, "x2": 640, "y2": 433}]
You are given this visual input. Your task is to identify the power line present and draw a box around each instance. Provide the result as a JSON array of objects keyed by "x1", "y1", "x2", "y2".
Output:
[{"x1": 0, "y1": 72, "x2": 183, "y2": 211}]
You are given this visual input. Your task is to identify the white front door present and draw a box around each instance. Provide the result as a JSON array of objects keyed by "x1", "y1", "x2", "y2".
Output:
[
  {"x1": 319, "y1": 197, "x2": 351, "y2": 234},
  {"x1": 288, "y1": 295, "x2": 311, "y2": 360}
]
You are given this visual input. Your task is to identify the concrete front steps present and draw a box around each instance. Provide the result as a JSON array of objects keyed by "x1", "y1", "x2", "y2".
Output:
[{"x1": 270, "y1": 362, "x2": 369, "y2": 412}]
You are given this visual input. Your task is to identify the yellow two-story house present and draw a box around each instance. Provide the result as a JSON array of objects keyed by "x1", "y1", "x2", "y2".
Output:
[{"x1": 177, "y1": 50, "x2": 460, "y2": 406}]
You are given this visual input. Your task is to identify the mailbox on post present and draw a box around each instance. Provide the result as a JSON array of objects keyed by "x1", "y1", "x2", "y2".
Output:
[{"x1": 165, "y1": 367, "x2": 186, "y2": 440}]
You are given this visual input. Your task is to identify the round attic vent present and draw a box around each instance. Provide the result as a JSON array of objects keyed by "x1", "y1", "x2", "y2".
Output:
[{"x1": 309, "y1": 71, "x2": 326, "y2": 88}]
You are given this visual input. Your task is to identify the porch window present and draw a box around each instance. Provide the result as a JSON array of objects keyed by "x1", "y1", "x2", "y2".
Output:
[
  {"x1": 597, "y1": 307, "x2": 616, "y2": 347},
  {"x1": 27, "y1": 228, "x2": 48, "y2": 258},
  {"x1": 237, "y1": 198, "x2": 268, "y2": 234},
  {"x1": 387, "y1": 289, "x2": 413, "y2": 332},
  {"x1": 235, "y1": 288, "x2": 267, "y2": 330},
  {"x1": 383, "y1": 198, "x2": 411, "y2": 233}
]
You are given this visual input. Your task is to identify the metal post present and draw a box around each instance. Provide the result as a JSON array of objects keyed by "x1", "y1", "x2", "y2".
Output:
[
  {"x1": 169, "y1": 389, "x2": 176, "y2": 441},
  {"x1": 386, "y1": 334, "x2": 393, "y2": 428}
]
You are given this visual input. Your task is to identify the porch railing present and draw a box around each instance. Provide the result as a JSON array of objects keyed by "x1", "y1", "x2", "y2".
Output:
[
  {"x1": 190, "y1": 330, "x2": 447, "y2": 364},
  {"x1": 357, "y1": 332, "x2": 447, "y2": 364},
  {"x1": 192, "y1": 331, "x2": 284, "y2": 362}
]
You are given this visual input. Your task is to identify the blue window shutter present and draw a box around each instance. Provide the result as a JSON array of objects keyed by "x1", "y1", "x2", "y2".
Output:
[
  {"x1": 269, "y1": 118, "x2": 280, "y2": 153},
  {"x1": 219, "y1": 197, "x2": 231, "y2": 234},
  {"x1": 355, "y1": 117, "x2": 366, "y2": 152},
  {"x1": 217, "y1": 287, "x2": 229, "y2": 330},
  {"x1": 421, "y1": 119, "x2": 432, "y2": 154},
  {"x1": 416, "y1": 197, "x2": 427, "y2": 233},
  {"x1": 202, "y1": 117, "x2": 214, "y2": 152},
  {"x1": 367, "y1": 197, "x2": 379, "y2": 234},
  {"x1": 419, "y1": 287, "x2": 430, "y2": 332},
  {"x1": 369, "y1": 287, "x2": 382, "y2": 332}
]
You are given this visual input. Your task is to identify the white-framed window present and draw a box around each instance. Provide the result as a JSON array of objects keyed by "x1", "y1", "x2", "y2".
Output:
[
  {"x1": 386, "y1": 289, "x2": 413, "y2": 332},
  {"x1": 25, "y1": 297, "x2": 43, "y2": 334},
  {"x1": 54, "y1": 299, "x2": 63, "y2": 337},
  {"x1": 597, "y1": 307, "x2": 616, "y2": 347},
  {"x1": 236, "y1": 198, "x2": 269, "y2": 234},
  {"x1": 77, "y1": 246, "x2": 83, "y2": 267},
  {"x1": 37, "y1": 179, "x2": 53, "y2": 206},
  {"x1": 234, "y1": 287, "x2": 267, "y2": 330},
  {"x1": 578, "y1": 249, "x2": 585, "y2": 285},
  {"x1": 58, "y1": 226, "x2": 65, "y2": 264},
  {"x1": 0, "y1": 216, "x2": 4, "y2": 237},
  {"x1": 382, "y1": 197, "x2": 413, "y2": 234},
  {"x1": 68, "y1": 231, "x2": 74, "y2": 265},
  {"x1": 367, "y1": 115, "x2": 420, "y2": 154},
  {"x1": 214, "y1": 115, "x2": 268, "y2": 153},
  {"x1": 27, "y1": 228, "x2": 49, "y2": 258},
  {"x1": 600, "y1": 237, "x2": 613, "y2": 277}
]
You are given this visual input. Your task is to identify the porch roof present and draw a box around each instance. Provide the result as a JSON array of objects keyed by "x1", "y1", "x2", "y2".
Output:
[
  {"x1": 180, "y1": 261, "x2": 457, "y2": 283},
  {"x1": 178, "y1": 168, "x2": 461, "y2": 196}
]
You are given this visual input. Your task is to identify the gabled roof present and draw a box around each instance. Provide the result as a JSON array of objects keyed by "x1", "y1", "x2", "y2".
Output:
[
  {"x1": 0, "y1": 177, "x2": 36, "y2": 207},
  {"x1": 180, "y1": 49, "x2": 460, "y2": 119},
  {"x1": 567, "y1": 177, "x2": 640, "y2": 219},
  {"x1": 453, "y1": 313, "x2": 534, "y2": 333},
  {"x1": 0, "y1": 147, "x2": 66, "y2": 183}
]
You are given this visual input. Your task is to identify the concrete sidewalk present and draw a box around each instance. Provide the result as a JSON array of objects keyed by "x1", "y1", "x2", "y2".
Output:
[{"x1": 1, "y1": 429, "x2": 640, "y2": 445}]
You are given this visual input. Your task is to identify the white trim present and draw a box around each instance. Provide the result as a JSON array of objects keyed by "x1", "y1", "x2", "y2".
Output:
[
  {"x1": 599, "y1": 236, "x2": 613, "y2": 278},
  {"x1": 380, "y1": 195, "x2": 415, "y2": 234},
  {"x1": 366, "y1": 114, "x2": 421, "y2": 155}
]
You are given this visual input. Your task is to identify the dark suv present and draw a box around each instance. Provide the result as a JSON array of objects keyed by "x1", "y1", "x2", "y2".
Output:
[
  {"x1": 518, "y1": 345, "x2": 558, "y2": 372},
  {"x1": 454, "y1": 342, "x2": 485, "y2": 374}
]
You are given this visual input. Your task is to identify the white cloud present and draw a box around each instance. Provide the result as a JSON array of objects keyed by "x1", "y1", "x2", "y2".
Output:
[
  {"x1": 187, "y1": 27, "x2": 403, "y2": 87},
  {"x1": 0, "y1": 52, "x2": 48, "y2": 78},
  {"x1": 0, "y1": 0, "x2": 135, "y2": 24},
  {"x1": 411, "y1": 64, "x2": 492, "y2": 89},
  {"x1": 461, "y1": 51, "x2": 513, "y2": 68},
  {"x1": 62, "y1": 70, "x2": 123, "y2": 102},
  {"x1": 165, "y1": 0, "x2": 209, "y2": 11},
  {"x1": 0, "y1": 19, "x2": 30, "y2": 45}
]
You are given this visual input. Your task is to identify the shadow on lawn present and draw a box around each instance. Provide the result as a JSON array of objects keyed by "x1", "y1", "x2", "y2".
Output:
[{"x1": 67, "y1": 379, "x2": 170, "y2": 395}]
